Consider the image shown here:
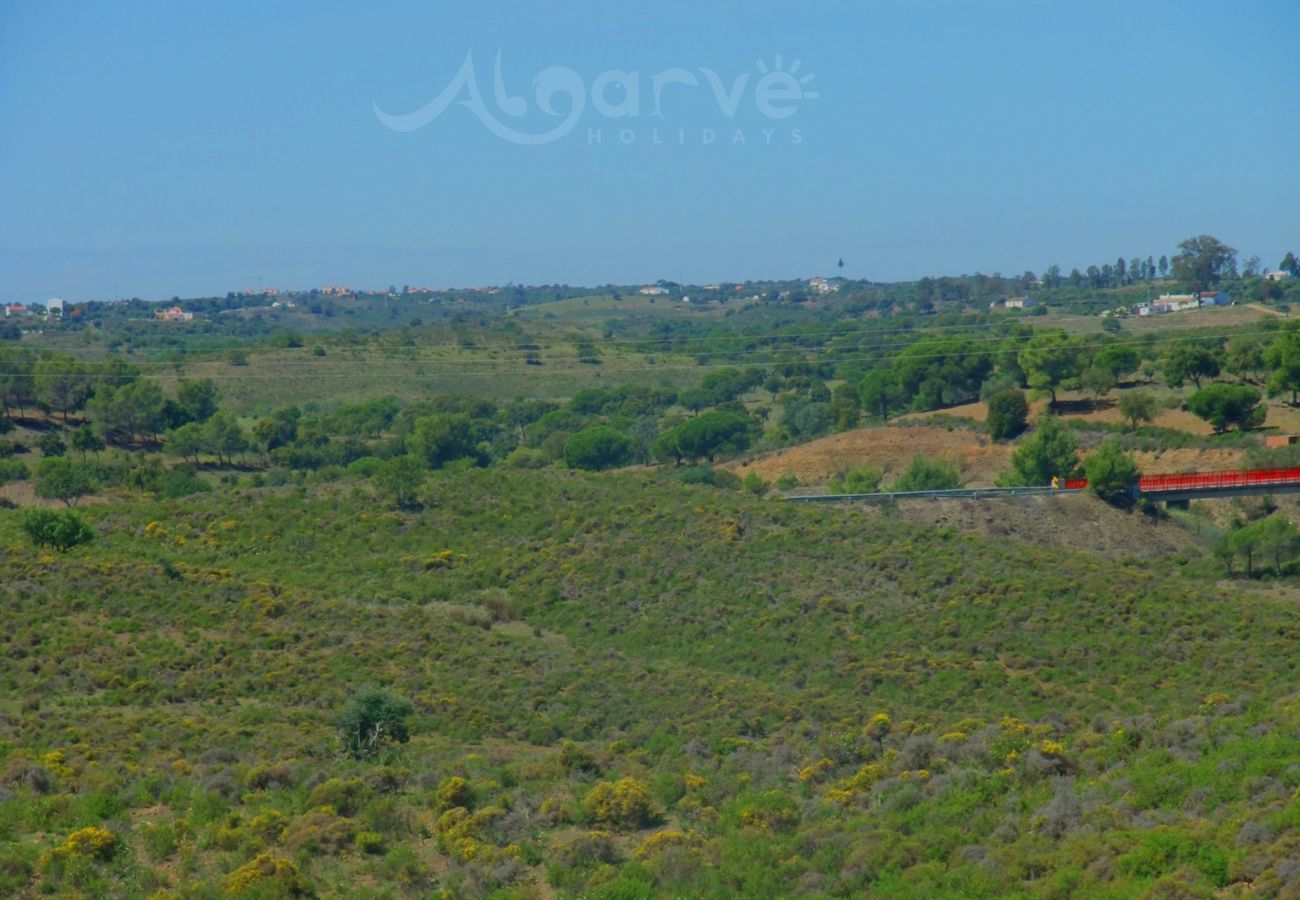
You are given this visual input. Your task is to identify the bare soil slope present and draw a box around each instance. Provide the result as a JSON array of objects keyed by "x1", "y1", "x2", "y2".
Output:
[{"x1": 731, "y1": 425, "x2": 1012, "y2": 486}]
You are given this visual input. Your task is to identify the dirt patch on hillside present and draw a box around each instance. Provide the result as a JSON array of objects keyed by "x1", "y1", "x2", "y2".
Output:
[
  {"x1": 731, "y1": 425, "x2": 1012, "y2": 486},
  {"x1": 878, "y1": 493, "x2": 1198, "y2": 560},
  {"x1": 1131, "y1": 447, "x2": 1249, "y2": 475}
]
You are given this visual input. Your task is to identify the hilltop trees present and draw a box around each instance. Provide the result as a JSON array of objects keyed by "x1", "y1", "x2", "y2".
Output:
[
  {"x1": 1281, "y1": 251, "x2": 1300, "y2": 279},
  {"x1": 1172, "y1": 234, "x2": 1237, "y2": 291}
]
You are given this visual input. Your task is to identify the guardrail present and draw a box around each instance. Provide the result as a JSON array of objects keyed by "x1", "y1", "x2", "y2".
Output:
[{"x1": 786, "y1": 486, "x2": 1084, "y2": 503}]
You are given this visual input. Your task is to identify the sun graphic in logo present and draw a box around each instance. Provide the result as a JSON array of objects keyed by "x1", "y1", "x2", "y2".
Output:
[{"x1": 754, "y1": 55, "x2": 820, "y2": 116}]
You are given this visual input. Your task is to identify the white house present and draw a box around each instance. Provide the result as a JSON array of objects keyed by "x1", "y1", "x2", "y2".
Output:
[
  {"x1": 44, "y1": 298, "x2": 65, "y2": 318},
  {"x1": 1266, "y1": 271, "x2": 1292, "y2": 282},
  {"x1": 1003, "y1": 296, "x2": 1037, "y2": 309}
]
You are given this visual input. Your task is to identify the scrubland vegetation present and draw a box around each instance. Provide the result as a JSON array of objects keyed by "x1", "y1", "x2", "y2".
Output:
[{"x1": 4, "y1": 238, "x2": 1300, "y2": 896}]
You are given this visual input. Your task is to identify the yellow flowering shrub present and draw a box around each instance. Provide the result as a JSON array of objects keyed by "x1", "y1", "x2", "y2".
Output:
[
  {"x1": 634, "y1": 829, "x2": 701, "y2": 860},
  {"x1": 435, "y1": 775, "x2": 472, "y2": 811},
  {"x1": 798, "y1": 757, "x2": 834, "y2": 783},
  {"x1": 584, "y1": 777, "x2": 655, "y2": 829},
  {"x1": 222, "y1": 852, "x2": 311, "y2": 896}
]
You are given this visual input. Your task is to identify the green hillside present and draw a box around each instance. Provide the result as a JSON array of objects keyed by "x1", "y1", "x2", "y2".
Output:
[{"x1": 3, "y1": 468, "x2": 1299, "y2": 897}]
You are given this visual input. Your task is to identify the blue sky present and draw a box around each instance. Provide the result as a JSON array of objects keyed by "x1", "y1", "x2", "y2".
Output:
[{"x1": 1, "y1": 0, "x2": 1297, "y2": 302}]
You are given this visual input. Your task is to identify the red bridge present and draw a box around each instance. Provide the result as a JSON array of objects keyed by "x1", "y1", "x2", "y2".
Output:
[{"x1": 1067, "y1": 467, "x2": 1300, "y2": 501}]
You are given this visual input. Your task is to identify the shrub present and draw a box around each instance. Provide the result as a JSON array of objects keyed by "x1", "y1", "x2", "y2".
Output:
[
  {"x1": 0, "y1": 458, "x2": 27, "y2": 484},
  {"x1": 828, "y1": 467, "x2": 882, "y2": 494},
  {"x1": 584, "y1": 777, "x2": 655, "y2": 829},
  {"x1": 20, "y1": 508, "x2": 95, "y2": 552},
  {"x1": 1083, "y1": 440, "x2": 1139, "y2": 505},
  {"x1": 222, "y1": 852, "x2": 311, "y2": 895},
  {"x1": 38, "y1": 432, "x2": 67, "y2": 457},
  {"x1": 735, "y1": 791, "x2": 801, "y2": 832},
  {"x1": 676, "y1": 465, "x2": 740, "y2": 490},
  {"x1": 505, "y1": 447, "x2": 549, "y2": 468},
  {"x1": 436, "y1": 776, "x2": 473, "y2": 811},
  {"x1": 356, "y1": 830, "x2": 385, "y2": 855},
  {"x1": 986, "y1": 390, "x2": 1029, "y2": 441},
  {"x1": 892, "y1": 455, "x2": 961, "y2": 491},
  {"x1": 345, "y1": 456, "x2": 383, "y2": 477},
  {"x1": 337, "y1": 688, "x2": 413, "y2": 759}
]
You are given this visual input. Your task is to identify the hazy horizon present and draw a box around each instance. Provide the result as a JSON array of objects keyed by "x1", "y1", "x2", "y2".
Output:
[{"x1": 3, "y1": 0, "x2": 1297, "y2": 303}]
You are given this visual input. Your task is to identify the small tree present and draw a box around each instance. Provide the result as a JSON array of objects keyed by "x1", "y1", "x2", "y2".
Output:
[
  {"x1": 562, "y1": 426, "x2": 635, "y2": 471},
  {"x1": 20, "y1": 508, "x2": 95, "y2": 551},
  {"x1": 1081, "y1": 365, "x2": 1116, "y2": 405},
  {"x1": 1117, "y1": 390, "x2": 1159, "y2": 431},
  {"x1": 986, "y1": 390, "x2": 1029, "y2": 441},
  {"x1": 1255, "y1": 514, "x2": 1300, "y2": 575},
  {"x1": 166, "y1": 421, "x2": 205, "y2": 465},
  {"x1": 35, "y1": 457, "x2": 94, "y2": 506},
  {"x1": 408, "y1": 413, "x2": 479, "y2": 469},
  {"x1": 1083, "y1": 440, "x2": 1139, "y2": 505},
  {"x1": 1162, "y1": 343, "x2": 1221, "y2": 389},
  {"x1": 338, "y1": 687, "x2": 413, "y2": 759},
  {"x1": 373, "y1": 455, "x2": 425, "y2": 510},
  {"x1": 1001, "y1": 415, "x2": 1080, "y2": 486},
  {"x1": 1186, "y1": 383, "x2": 1265, "y2": 433},
  {"x1": 38, "y1": 432, "x2": 67, "y2": 457},
  {"x1": 892, "y1": 455, "x2": 961, "y2": 491},
  {"x1": 71, "y1": 426, "x2": 104, "y2": 460}
]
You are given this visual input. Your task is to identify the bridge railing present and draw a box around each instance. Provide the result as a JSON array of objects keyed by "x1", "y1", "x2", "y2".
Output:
[{"x1": 1138, "y1": 466, "x2": 1300, "y2": 494}]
